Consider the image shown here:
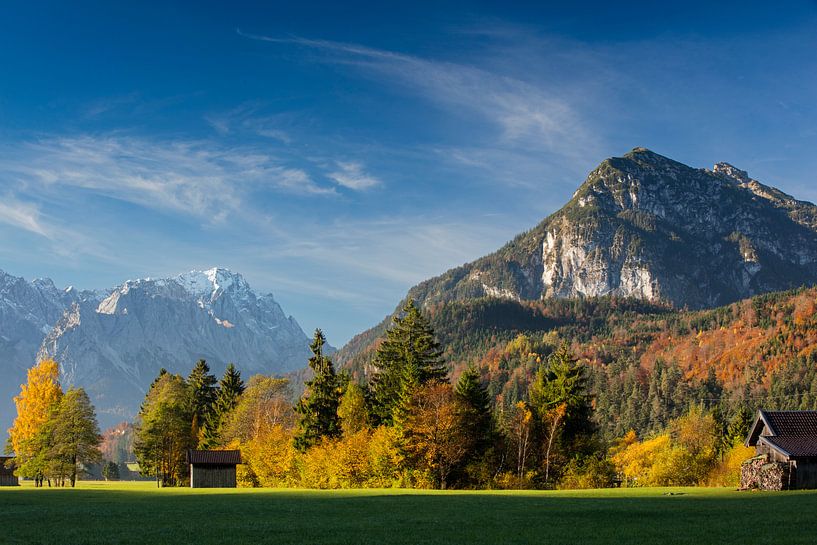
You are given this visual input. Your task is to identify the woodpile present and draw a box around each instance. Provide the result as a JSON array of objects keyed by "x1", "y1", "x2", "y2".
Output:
[{"x1": 740, "y1": 455, "x2": 790, "y2": 490}]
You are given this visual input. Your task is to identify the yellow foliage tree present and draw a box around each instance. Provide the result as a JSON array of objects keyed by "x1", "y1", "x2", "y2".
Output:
[{"x1": 8, "y1": 360, "x2": 63, "y2": 468}]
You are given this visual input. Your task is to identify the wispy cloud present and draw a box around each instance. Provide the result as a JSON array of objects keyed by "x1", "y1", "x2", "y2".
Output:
[
  {"x1": 0, "y1": 195, "x2": 51, "y2": 238},
  {"x1": 1, "y1": 135, "x2": 338, "y2": 223},
  {"x1": 204, "y1": 104, "x2": 293, "y2": 144},
  {"x1": 238, "y1": 31, "x2": 598, "y2": 158},
  {"x1": 329, "y1": 161, "x2": 381, "y2": 190}
]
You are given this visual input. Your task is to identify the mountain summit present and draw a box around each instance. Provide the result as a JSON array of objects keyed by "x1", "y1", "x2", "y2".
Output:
[
  {"x1": 0, "y1": 268, "x2": 312, "y2": 432},
  {"x1": 407, "y1": 148, "x2": 817, "y2": 310}
]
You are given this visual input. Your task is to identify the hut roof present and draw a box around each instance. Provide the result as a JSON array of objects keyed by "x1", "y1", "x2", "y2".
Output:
[
  {"x1": 187, "y1": 450, "x2": 241, "y2": 465},
  {"x1": 746, "y1": 410, "x2": 817, "y2": 458}
]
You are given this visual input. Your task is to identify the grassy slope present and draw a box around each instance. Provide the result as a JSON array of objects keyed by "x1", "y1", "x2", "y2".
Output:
[{"x1": 2, "y1": 481, "x2": 817, "y2": 544}]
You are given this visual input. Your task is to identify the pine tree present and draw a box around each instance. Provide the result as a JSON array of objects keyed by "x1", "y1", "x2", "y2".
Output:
[
  {"x1": 203, "y1": 364, "x2": 245, "y2": 448},
  {"x1": 455, "y1": 367, "x2": 493, "y2": 451},
  {"x1": 188, "y1": 359, "x2": 218, "y2": 447},
  {"x1": 370, "y1": 300, "x2": 446, "y2": 425},
  {"x1": 294, "y1": 329, "x2": 343, "y2": 451},
  {"x1": 528, "y1": 344, "x2": 595, "y2": 483}
]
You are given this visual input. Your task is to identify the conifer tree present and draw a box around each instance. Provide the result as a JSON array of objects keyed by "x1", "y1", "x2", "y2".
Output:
[
  {"x1": 188, "y1": 359, "x2": 218, "y2": 446},
  {"x1": 529, "y1": 344, "x2": 595, "y2": 483},
  {"x1": 294, "y1": 329, "x2": 343, "y2": 451},
  {"x1": 203, "y1": 363, "x2": 245, "y2": 448},
  {"x1": 370, "y1": 300, "x2": 446, "y2": 425},
  {"x1": 455, "y1": 367, "x2": 493, "y2": 452}
]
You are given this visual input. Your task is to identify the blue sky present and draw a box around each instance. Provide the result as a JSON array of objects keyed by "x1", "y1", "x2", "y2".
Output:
[{"x1": 1, "y1": 1, "x2": 816, "y2": 345}]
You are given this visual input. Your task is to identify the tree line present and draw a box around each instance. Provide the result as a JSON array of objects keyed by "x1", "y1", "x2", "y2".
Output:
[{"x1": 129, "y1": 300, "x2": 615, "y2": 488}]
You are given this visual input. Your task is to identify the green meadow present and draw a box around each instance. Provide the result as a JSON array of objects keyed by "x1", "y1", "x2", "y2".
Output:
[{"x1": 1, "y1": 482, "x2": 816, "y2": 545}]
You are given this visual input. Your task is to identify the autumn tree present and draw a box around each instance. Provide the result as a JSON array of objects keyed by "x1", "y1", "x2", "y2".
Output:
[
  {"x1": 134, "y1": 373, "x2": 194, "y2": 487},
  {"x1": 338, "y1": 382, "x2": 369, "y2": 436},
  {"x1": 224, "y1": 376, "x2": 293, "y2": 442},
  {"x1": 370, "y1": 300, "x2": 446, "y2": 426},
  {"x1": 402, "y1": 383, "x2": 470, "y2": 489},
  {"x1": 7, "y1": 359, "x2": 63, "y2": 486},
  {"x1": 223, "y1": 376, "x2": 296, "y2": 487},
  {"x1": 294, "y1": 330, "x2": 344, "y2": 451},
  {"x1": 504, "y1": 401, "x2": 533, "y2": 480}
]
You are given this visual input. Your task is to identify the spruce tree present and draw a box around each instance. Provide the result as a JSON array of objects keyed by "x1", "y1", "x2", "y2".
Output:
[
  {"x1": 188, "y1": 359, "x2": 218, "y2": 446},
  {"x1": 294, "y1": 329, "x2": 343, "y2": 451},
  {"x1": 529, "y1": 344, "x2": 595, "y2": 483},
  {"x1": 455, "y1": 366, "x2": 493, "y2": 451},
  {"x1": 370, "y1": 300, "x2": 446, "y2": 425},
  {"x1": 202, "y1": 363, "x2": 245, "y2": 448}
]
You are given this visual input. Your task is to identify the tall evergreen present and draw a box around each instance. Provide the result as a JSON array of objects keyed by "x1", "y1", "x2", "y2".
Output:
[
  {"x1": 202, "y1": 363, "x2": 245, "y2": 448},
  {"x1": 188, "y1": 359, "x2": 218, "y2": 446},
  {"x1": 294, "y1": 329, "x2": 343, "y2": 451},
  {"x1": 529, "y1": 344, "x2": 595, "y2": 469},
  {"x1": 370, "y1": 300, "x2": 446, "y2": 425},
  {"x1": 455, "y1": 366, "x2": 493, "y2": 451}
]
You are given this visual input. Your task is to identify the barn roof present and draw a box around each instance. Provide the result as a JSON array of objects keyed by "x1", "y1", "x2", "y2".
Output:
[
  {"x1": 746, "y1": 410, "x2": 817, "y2": 459},
  {"x1": 187, "y1": 450, "x2": 241, "y2": 465}
]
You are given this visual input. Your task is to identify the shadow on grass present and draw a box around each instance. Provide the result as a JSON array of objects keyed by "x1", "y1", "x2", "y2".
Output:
[{"x1": 2, "y1": 487, "x2": 816, "y2": 545}]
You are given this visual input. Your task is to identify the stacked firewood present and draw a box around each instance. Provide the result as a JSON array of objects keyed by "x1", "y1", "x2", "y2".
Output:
[{"x1": 740, "y1": 455, "x2": 789, "y2": 490}]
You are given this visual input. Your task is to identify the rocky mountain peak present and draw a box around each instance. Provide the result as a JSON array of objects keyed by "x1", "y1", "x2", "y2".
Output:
[
  {"x1": 402, "y1": 148, "x2": 817, "y2": 314},
  {"x1": 712, "y1": 162, "x2": 751, "y2": 183},
  {"x1": 0, "y1": 268, "x2": 313, "y2": 433}
]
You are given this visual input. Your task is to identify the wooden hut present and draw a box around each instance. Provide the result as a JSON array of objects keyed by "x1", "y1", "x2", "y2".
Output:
[
  {"x1": 743, "y1": 409, "x2": 817, "y2": 490},
  {"x1": 187, "y1": 450, "x2": 241, "y2": 488},
  {"x1": 0, "y1": 456, "x2": 19, "y2": 486}
]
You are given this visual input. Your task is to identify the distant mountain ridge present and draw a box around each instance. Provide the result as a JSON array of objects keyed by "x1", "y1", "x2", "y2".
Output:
[
  {"x1": 0, "y1": 267, "x2": 313, "y2": 434},
  {"x1": 338, "y1": 148, "x2": 817, "y2": 366}
]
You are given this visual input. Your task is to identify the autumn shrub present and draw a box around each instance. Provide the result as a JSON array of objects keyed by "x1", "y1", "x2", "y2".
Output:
[
  {"x1": 236, "y1": 426, "x2": 298, "y2": 487},
  {"x1": 493, "y1": 470, "x2": 536, "y2": 489},
  {"x1": 557, "y1": 455, "x2": 616, "y2": 489},
  {"x1": 705, "y1": 442, "x2": 755, "y2": 487},
  {"x1": 610, "y1": 409, "x2": 720, "y2": 486}
]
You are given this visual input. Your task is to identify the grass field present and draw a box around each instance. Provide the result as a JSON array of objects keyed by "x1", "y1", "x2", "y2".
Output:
[{"x1": 2, "y1": 481, "x2": 816, "y2": 544}]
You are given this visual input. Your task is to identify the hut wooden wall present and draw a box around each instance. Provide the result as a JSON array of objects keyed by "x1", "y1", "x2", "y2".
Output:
[
  {"x1": 190, "y1": 464, "x2": 237, "y2": 488},
  {"x1": 0, "y1": 475, "x2": 19, "y2": 486},
  {"x1": 795, "y1": 462, "x2": 817, "y2": 489}
]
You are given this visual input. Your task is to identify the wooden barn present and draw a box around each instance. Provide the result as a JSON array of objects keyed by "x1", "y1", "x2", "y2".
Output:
[
  {"x1": 742, "y1": 409, "x2": 817, "y2": 490},
  {"x1": 187, "y1": 450, "x2": 241, "y2": 488},
  {"x1": 0, "y1": 456, "x2": 19, "y2": 486}
]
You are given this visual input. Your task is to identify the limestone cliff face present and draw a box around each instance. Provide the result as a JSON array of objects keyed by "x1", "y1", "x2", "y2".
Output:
[{"x1": 408, "y1": 148, "x2": 817, "y2": 310}]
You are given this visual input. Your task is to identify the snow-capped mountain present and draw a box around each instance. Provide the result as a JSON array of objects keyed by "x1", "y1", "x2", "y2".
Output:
[{"x1": 1, "y1": 268, "x2": 313, "y2": 433}]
